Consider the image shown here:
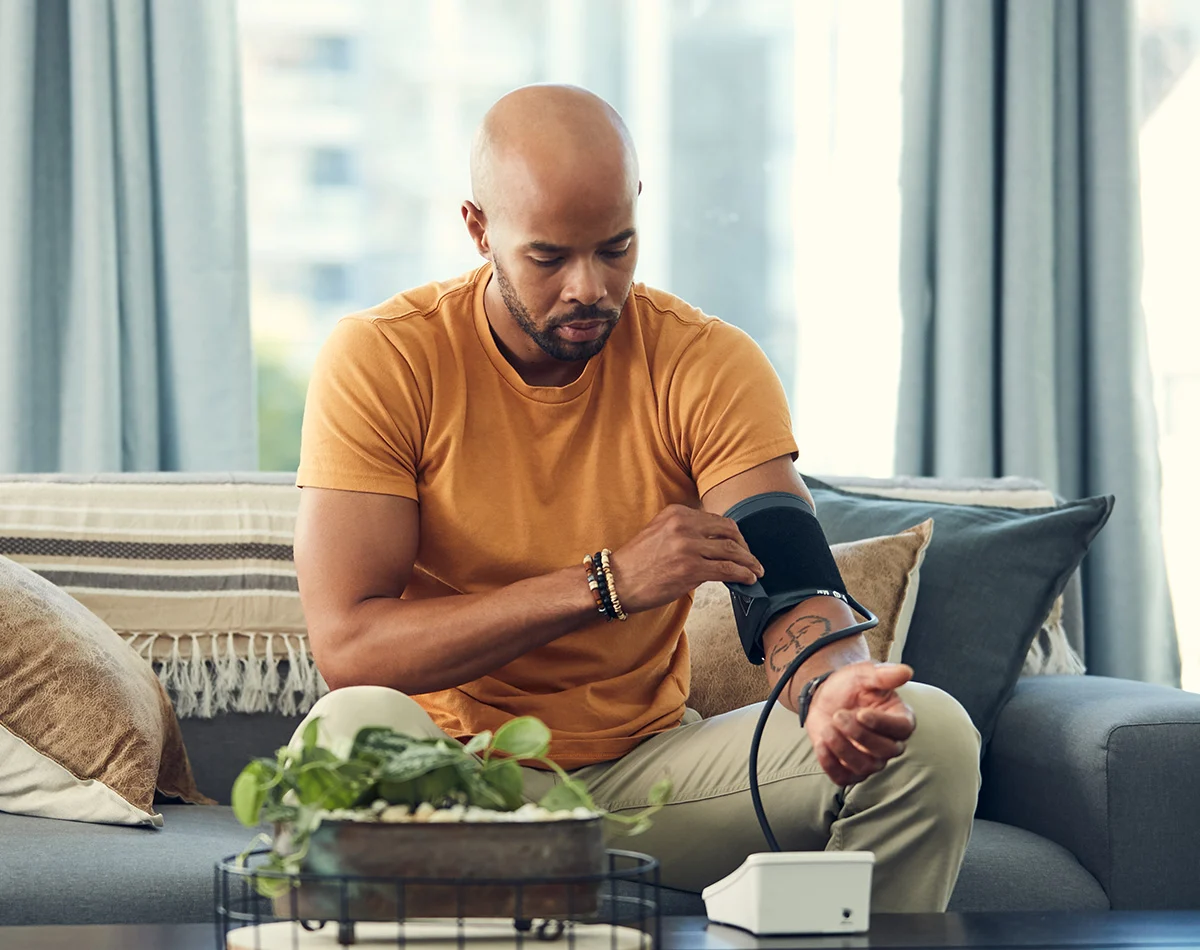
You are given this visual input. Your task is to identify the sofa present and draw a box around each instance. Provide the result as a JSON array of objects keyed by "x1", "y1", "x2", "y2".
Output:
[{"x1": 2, "y1": 471, "x2": 1199, "y2": 925}]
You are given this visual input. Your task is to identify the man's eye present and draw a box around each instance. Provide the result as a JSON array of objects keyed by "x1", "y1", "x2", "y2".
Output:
[
  {"x1": 601, "y1": 247, "x2": 631, "y2": 260},
  {"x1": 531, "y1": 257, "x2": 562, "y2": 268}
]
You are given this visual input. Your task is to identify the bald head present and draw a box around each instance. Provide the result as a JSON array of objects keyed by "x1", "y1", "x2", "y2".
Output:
[
  {"x1": 470, "y1": 85, "x2": 639, "y2": 224},
  {"x1": 463, "y1": 86, "x2": 642, "y2": 373}
]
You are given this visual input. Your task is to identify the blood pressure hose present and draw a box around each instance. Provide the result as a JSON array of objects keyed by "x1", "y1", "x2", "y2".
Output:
[{"x1": 748, "y1": 608, "x2": 879, "y2": 852}]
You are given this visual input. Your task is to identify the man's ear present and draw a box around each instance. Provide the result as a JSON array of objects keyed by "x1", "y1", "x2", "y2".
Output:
[{"x1": 462, "y1": 201, "x2": 491, "y2": 259}]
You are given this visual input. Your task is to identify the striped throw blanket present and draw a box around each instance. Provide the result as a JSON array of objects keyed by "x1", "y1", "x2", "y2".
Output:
[{"x1": 0, "y1": 476, "x2": 326, "y2": 717}]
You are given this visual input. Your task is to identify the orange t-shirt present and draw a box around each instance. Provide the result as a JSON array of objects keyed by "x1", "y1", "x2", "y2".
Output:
[{"x1": 297, "y1": 264, "x2": 798, "y2": 768}]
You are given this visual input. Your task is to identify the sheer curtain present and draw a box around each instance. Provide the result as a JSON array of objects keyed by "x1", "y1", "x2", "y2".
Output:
[
  {"x1": 896, "y1": 0, "x2": 1178, "y2": 684},
  {"x1": 0, "y1": 0, "x2": 257, "y2": 473}
]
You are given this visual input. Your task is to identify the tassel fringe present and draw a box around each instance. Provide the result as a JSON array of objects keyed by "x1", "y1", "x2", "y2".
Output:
[
  {"x1": 122, "y1": 632, "x2": 330, "y2": 719},
  {"x1": 1022, "y1": 597, "x2": 1087, "y2": 677}
]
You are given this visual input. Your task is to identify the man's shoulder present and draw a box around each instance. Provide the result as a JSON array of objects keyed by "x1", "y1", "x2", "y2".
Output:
[
  {"x1": 350, "y1": 268, "x2": 483, "y2": 330},
  {"x1": 630, "y1": 284, "x2": 713, "y2": 332},
  {"x1": 630, "y1": 284, "x2": 757, "y2": 361}
]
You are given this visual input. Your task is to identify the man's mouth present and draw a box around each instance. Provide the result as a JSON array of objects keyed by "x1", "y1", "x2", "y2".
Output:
[{"x1": 555, "y1": 321, "x2": 607, "y2": 342}]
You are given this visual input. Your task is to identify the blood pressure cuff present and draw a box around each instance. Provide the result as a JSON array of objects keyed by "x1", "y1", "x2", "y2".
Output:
[{"x1": 723, "y1": 491, "x2": 857, "y2": 665}]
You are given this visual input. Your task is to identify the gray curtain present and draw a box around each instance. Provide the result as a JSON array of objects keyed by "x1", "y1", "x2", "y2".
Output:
[
  {"x1": 898, "y1": 0, "x2": 1179, "y2": 685},
  {"x1": 0, "y1": 0, "x2": 257, "y2": 472}
]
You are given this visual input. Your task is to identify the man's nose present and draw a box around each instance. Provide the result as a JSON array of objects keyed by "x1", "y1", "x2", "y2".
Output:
[{"x1": 562, "y1": 258, "x2": 605, "y2": 307}]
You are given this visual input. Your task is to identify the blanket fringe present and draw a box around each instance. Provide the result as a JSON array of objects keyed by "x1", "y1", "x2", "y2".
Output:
[
  {"x1": 1022, "y1": 597, "x2": 1087, "y2": 676},
  {"x1": 122, "y1": 631, "x2": 329, "y2": 718}
]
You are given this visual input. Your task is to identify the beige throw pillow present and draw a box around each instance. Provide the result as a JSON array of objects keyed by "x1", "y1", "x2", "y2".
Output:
[
  {"x1": 0, "y1": 553, "x2": 211, "y2": 826},
  {"x1": 686, "y1": 520, "x2": 933, "y2": 720}
]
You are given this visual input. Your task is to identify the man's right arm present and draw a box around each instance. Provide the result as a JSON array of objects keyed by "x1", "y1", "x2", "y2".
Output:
[
  {"x1": 295, "y1": 487, "x2": 603, "y2": 692},
  {"x1": 295, "y1": 488, "x2": 764, "y2": 693}
]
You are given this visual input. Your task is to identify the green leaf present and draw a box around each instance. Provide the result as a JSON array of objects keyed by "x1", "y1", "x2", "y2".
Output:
[
  {"x1": 465, "y1": 774, "x2": 508, "y2": 809},
  {"x1": 231, "y1": 760, "x2": 275, "y2": 826},
  {"x1": 376, "y1": 742, "x2": 466, "y2": 784},
  {"x1": 600, "y1": 775, "x2": 672, "y2": 837},
  {"x1": 479, "y1": 760, "x2": 524, "y2": 810},
  {"x1": 296, "y1": 745, "x2": 339, "y2": 768},
  {"x1": 537, "y1": 777, "x2": 596, "y2": 813},
  {"x1": 376, "y1": 777, "x2": 418, "y2": 805},
  {"x1": 463, "y1": 731, "x2": 492, "y2": 757},
  {"x1": 300, "y1": 717, "x2": 321, "y2": 752},
  {"x1": 648, "y1": 776, "x2": 673, "y2": 807},
  {"x1": 413, "y1": 764, "x2": 464, "y2": 806},
  {"x1": 352, "y1": 726, "x2": 416, "y2": 759},
  {"x1": 492, "y1": 717, "x2": 550, "y2": 759}
]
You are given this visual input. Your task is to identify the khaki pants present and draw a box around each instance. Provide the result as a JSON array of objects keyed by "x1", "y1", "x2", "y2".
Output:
[{"x1": 292, "y1": 682, "x2": 981, "y2": 913}]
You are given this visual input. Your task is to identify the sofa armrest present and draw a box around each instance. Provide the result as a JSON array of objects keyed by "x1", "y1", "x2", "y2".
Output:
[{"x1": 978, "y1": 675, "x2": 1200, "y2": 909}]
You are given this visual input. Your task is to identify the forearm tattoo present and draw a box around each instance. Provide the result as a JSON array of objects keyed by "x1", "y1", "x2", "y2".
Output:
[{"x1": 767, "y1": 615, "x2": 833, "y2": 674}]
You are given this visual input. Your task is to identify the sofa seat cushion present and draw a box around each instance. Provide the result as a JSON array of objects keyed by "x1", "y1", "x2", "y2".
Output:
[
  {"x1": 0, "y1": 805, "x2": 710, "y2": 925},
  {"x1": 0, "y1": 809, "x2": 1108, "y2": 925},
  {"x1": 626, "y1": 820, "x2": 1111, "y2": 918},
  {"x1": 0, "y1": 805, "x2": 256, "y2": 925},
  {"x1": 948, "y1": 819, "x2": 1109, "y2": 912}
]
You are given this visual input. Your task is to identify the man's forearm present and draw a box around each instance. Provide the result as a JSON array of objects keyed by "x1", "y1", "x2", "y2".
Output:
[
  {"x1": 760, "y1": 596, "x2": 870, "y2": 713},
  {"x1": 314, "y1": 567, "x2": 599, "y2": 693}
]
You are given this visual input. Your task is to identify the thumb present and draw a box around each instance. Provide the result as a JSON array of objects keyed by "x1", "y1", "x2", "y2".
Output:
[{"x1": 870, "y1": 663, "x2": 914, "y2": 691}]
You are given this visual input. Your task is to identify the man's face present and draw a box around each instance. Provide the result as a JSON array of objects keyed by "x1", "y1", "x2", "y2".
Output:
[{"x1": 487, "y1": 191, "x2": 639, "y2": 362}]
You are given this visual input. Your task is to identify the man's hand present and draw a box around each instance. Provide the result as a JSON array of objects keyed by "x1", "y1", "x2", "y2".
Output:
[
  {"x1": 802, "y1": 661, "x2": 916, "y2": 786},
  {"x1": 608, "y1": 505, "x2": 764, "y2": 613}
]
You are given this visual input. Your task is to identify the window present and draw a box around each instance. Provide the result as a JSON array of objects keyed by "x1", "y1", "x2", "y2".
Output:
[
  {"x1": 312, "y1": 35, "x2": 354, "y2": 71},
  {"x1": 311, "y1": 263, "x2": 351, "y2": 304},
  {"x1": 310, "y1": 147, "x2": 355, "y2": 187},
  {"x1": 238, "y1": 0, "x2": 903, "y2": 478},
  {"x1": 1137, "y1": 0, "x2": 1200, "y2": 689}
]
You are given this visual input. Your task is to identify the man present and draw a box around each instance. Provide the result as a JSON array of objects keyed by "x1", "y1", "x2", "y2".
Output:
[{"x1": 293, "y1": 84, "x2": 980, "y2": 912}]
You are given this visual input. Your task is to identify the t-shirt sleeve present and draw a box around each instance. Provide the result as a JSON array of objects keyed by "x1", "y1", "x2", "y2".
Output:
[
  {"x1": 665, "y1": 320, "x2": 799, "y2": 499},
  {"x1": 296, "y1": 317, "x2": 427, "y2": 500}
]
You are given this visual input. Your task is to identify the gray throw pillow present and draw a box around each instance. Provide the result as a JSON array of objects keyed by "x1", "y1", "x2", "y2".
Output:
[{"x1": 802, "y1": 476, "x2": 1114, "y2": 750}]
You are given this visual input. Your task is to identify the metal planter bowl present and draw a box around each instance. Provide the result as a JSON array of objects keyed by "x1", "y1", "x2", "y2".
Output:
[{"x1": 273, "y1": 817, "x2": 607, "y2": 921}]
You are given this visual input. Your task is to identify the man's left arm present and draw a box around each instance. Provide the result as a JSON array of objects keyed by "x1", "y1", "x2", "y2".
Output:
[{"x1": 701, "y1": 456, "x2": 917, "y2": 785}]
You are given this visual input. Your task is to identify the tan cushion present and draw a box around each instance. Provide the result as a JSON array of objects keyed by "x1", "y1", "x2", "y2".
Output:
[
  {"x1": 686, "y1": 520, "x2": 933, "y2": 720},
  {"x1": 0, "y1": 553, "x2": 211, "y2": 826}
]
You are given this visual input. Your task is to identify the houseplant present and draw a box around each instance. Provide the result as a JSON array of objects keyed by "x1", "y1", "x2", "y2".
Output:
[{"x1": 231, "y1": 716, "x2": 670, "y2": 919}]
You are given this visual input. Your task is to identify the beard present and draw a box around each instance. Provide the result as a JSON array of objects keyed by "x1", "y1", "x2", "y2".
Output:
[{"x1": 494, "y1": 260, "x2": 621, "y2": 362}]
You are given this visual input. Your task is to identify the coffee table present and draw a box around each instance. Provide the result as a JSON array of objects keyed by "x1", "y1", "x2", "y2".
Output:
[{"x1": 4, "y1": 913, "x2": 1200, "y2": 949}]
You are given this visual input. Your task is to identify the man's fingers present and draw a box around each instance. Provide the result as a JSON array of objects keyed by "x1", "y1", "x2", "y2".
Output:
[
  {"x1": 815, "y1": 744, "x2": 857, "y2": 787},
  {"x1": 833, "y1": 710, "x2": 906, "y2": 760},
  {"x1": 824, "y1": 721, "x2": 885, "y2": 778},
  {"x1": 698, "y1": 537, "x2": 764, "y2": 580},
  {"x1": 855, "y1": 707, "x2": 916, "y2": 741},
  {"x1": 695, "y1": 512, "x2": 760, "y2": 565},
  {"x1": 870, "y1": 663, "x2": 914, "y2": 691}
]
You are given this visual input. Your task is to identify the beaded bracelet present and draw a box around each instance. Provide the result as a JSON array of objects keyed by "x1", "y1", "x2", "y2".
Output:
[
  {"x1": 599, "y1": 548, "x2": 628, "y2": 621},
  {"x1": 581, "y1": 555, "x2": 609, "y2": 619},
  {"x1": 590, "y1": 551, "x2": 619, "y2": 620}
]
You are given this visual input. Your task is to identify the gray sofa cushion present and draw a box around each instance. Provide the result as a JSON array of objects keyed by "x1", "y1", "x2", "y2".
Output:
[
  {"x1": 0, "y1": 806, "x2": 254, "y2": 925},
  {"x1": 0, "y1": 808, "x2": 1104, "y2": 924},
  {"x1": 947, "y1": 819, "x2": 1107, "y2": 912},
  {"x1": 981, "y1": 675, "x2": 1200, "y2": 910},
  {"x1": 802, "y1": 477, "x2": 1113, "y2": 750},
  {"x1": 647, "y1": 819, "x2": 1109, "y2": 917},
  {"x1": 176, "y1": 713, "x2": 304, "y2": 806}
]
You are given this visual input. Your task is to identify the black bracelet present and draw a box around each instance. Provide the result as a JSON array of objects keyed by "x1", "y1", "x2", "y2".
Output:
[
  {"x1": 591, "y1": 551, "x2": 618, "y2": 621},
  {"x1": 798, "y1": 670, "x2": 835, "y2": 727}
]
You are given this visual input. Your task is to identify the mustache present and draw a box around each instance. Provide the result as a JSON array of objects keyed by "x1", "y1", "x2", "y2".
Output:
[{"x1": 546, "y1": 305, "x2": 621, "y2": 329}]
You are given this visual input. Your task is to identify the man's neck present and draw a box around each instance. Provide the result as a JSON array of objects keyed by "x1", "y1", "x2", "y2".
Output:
[{"x1": 482, "y1": 275, "x2": 588, "y2": 388}]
